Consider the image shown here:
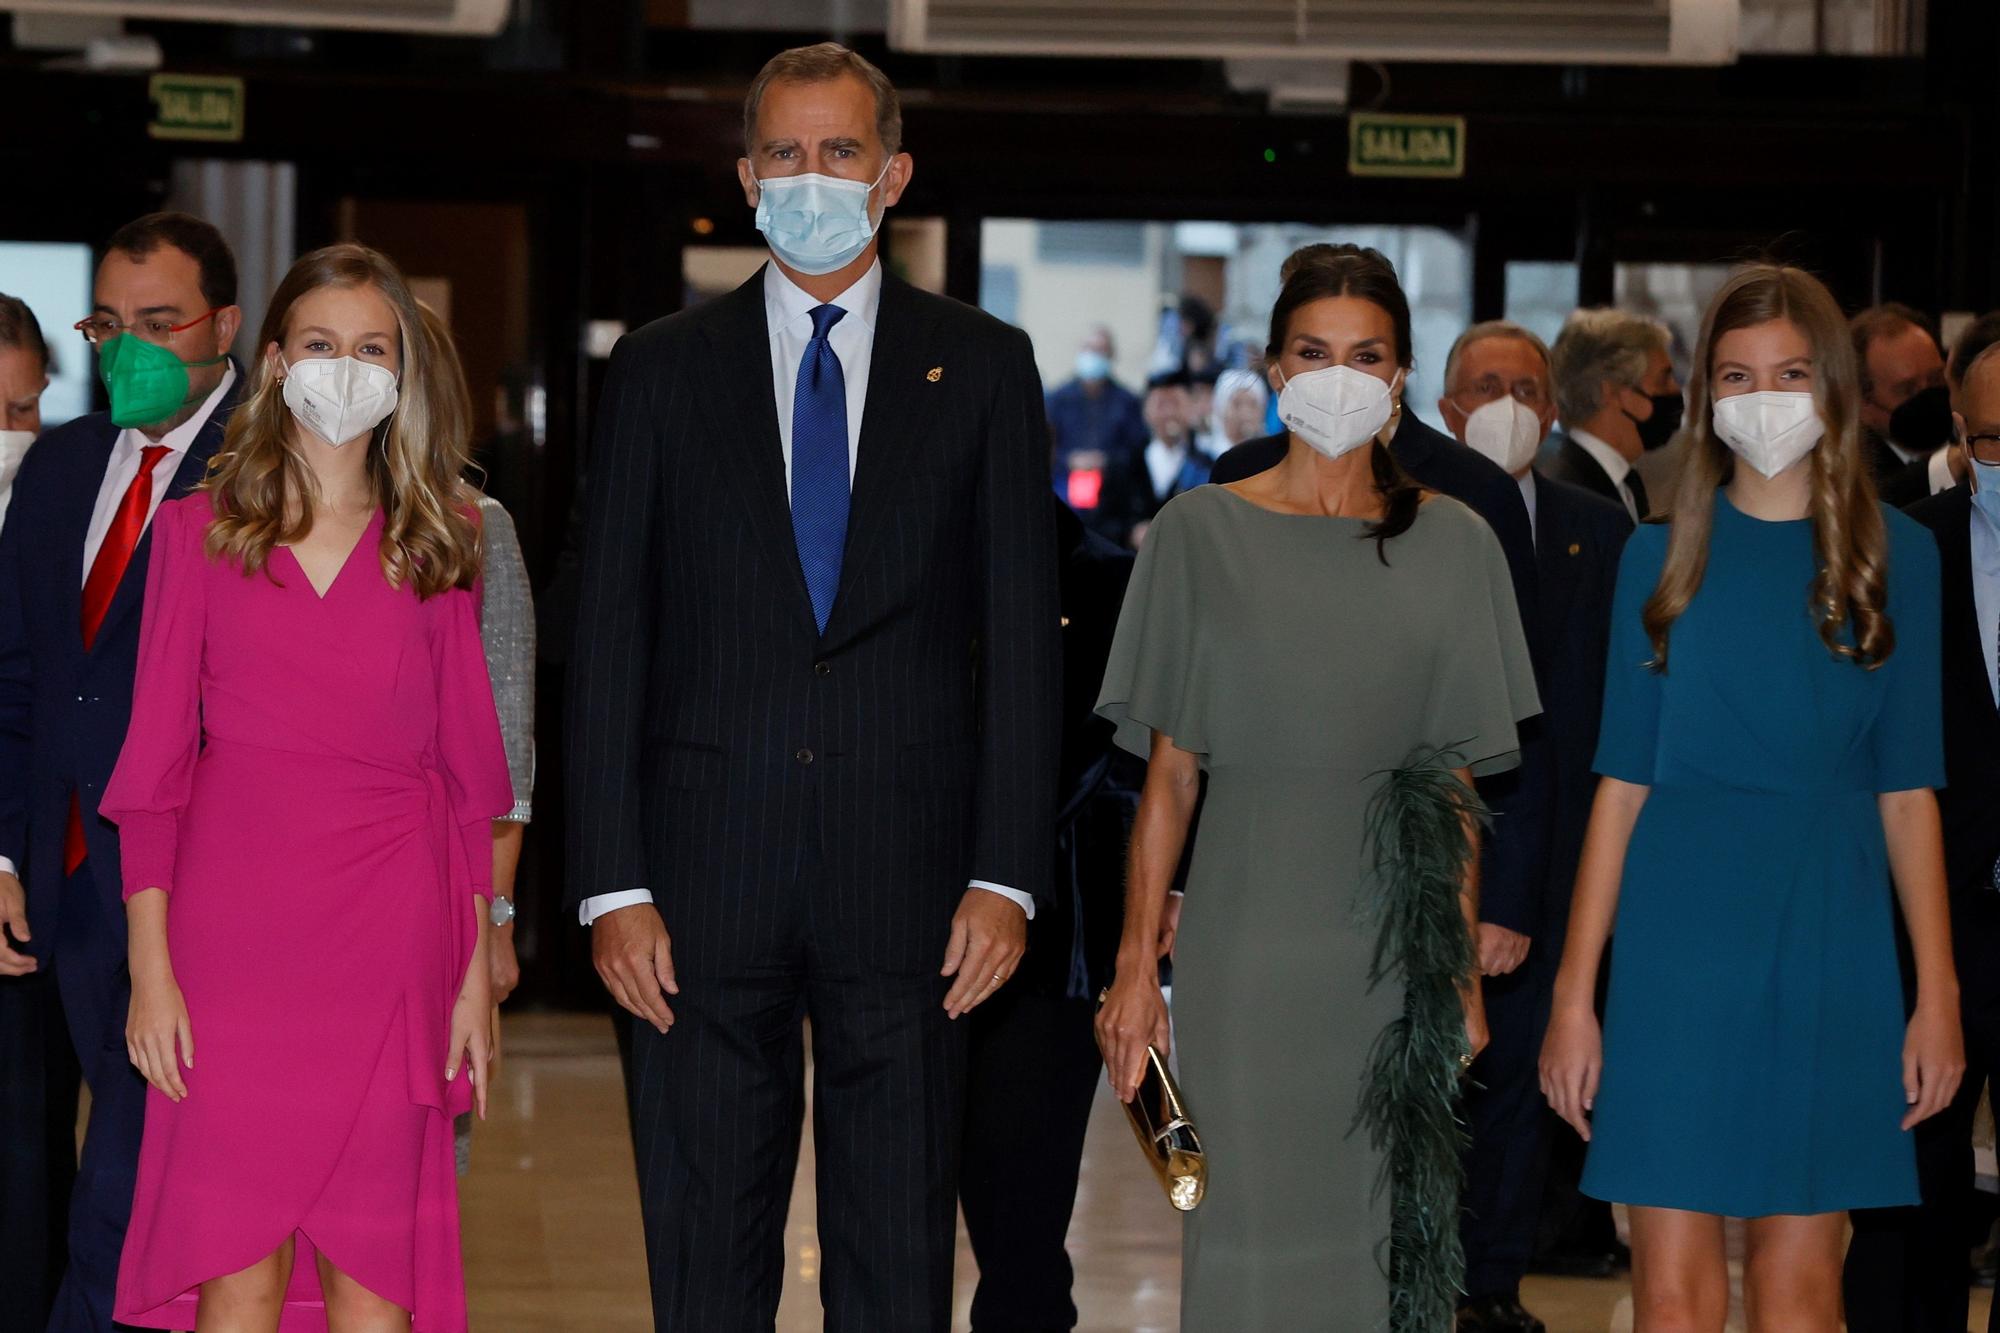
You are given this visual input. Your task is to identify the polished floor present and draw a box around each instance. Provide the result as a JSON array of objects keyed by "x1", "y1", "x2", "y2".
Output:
[{"x1": 463, "y1": 1013, "x2": 1989, "y2": 1333}]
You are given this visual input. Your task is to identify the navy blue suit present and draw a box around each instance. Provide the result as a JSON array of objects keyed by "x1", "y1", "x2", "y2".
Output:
[
  {"x1": 0, "y1": 380, "x2": 236, "y2": 1333},
  {"x1": 1461, "y1": 471, "x2": 1630, "y2": 1302},
  {"x1": 1845, "y1": 484, "x2": 2000, "y2": 1333}
]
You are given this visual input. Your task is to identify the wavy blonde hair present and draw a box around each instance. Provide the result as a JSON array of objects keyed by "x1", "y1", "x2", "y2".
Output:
[
  {"x1": 1643, "y1": 264, "x2": 1893, "y2": 669},
  {"x1": 203, "y1": 243, "x2": 480, "y2": 598}
]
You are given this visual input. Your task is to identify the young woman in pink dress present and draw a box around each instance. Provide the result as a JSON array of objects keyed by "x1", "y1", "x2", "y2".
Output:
[{"x1": 100, "y1": 242, "x2": 512, "y2": 1333}]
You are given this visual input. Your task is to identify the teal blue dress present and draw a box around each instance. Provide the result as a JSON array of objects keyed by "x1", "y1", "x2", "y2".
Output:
[{"x1": 1581, "y1": 491, "x2": 1943, "y2": 1217}]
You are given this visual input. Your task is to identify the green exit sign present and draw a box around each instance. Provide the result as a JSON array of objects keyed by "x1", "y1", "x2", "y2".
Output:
[
  {"x1": 1349, "y1": 113, "x2": 1466, "y2": 179},
  {"x1": 149, "y1": 74, "x2": 245, "y2": 143}
]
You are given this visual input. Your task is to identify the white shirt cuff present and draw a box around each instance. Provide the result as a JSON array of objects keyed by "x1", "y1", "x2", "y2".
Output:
[
  {"x1": 580, "y1": 888, "x2": 654, "y2": 925},
  {"x1": 0, "y1": 856, "x2": 15, "y2": 878},
  {"x1": 969, "y1": 880, "x2": 1034, "y2": 920},
  {"x1": 585, "y1": 884, "x2": 1035, "y2": 923},
  {"x1": 1929, "y1": 447, "x2": 1956, "y2": 496}
]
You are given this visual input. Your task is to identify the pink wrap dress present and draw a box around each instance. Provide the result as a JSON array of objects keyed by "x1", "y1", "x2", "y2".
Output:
[{"x1": 99, "y1": 492, "x2": 512, "y2": 1332}]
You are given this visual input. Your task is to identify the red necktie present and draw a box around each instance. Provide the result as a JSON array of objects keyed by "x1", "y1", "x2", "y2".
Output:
[{"x1": 66, "y1": 444, "x2": 172, "y2": 875}]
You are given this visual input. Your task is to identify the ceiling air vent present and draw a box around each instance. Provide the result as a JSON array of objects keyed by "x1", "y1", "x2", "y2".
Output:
[
  {"x1": 890, "y1": 0, "x2": 1739, "y2": 65},
  {"x1": 0, "y1": 0, "x2": 510, "y2": 35}
]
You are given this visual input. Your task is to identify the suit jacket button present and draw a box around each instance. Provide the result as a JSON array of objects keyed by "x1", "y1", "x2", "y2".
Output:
[
  {"x1": 795, "y1": 748, "x2": 815, "y2": 765},
  {"x1": 814, "y1": 662, "x2": 831, "y2": 676}
]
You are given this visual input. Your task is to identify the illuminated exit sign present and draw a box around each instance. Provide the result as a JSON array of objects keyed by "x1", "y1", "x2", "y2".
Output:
[
  {"x1": 1348, "y1": 112, "x2": 1465, "y2": 179},
  {"x1": 149, "y1": 74, "x2": 245, "y2": 143}
]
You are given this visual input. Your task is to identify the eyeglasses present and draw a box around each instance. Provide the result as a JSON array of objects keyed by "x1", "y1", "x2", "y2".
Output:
[
  {"x1": 1964, "y1": 432, "x2": 2000, "y2": 466},
  {"x1": 74, "y1": 307, "x2": 222, "y2": 347},
  {"x1": 1452, "y1": 376, "x2": 1548, "y2": 411}
]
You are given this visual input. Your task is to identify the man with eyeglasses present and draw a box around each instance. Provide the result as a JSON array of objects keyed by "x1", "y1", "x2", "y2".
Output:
[
  {"x1": 0, "y1": 211, "x2": 240, "y2": 1333},
  {"x1": 1437, "y1": 322, "x2": 1632, "y2": 1333},
  {"x1": 1845, "y1": 343, "x2": 2000, "y2": 1333}
]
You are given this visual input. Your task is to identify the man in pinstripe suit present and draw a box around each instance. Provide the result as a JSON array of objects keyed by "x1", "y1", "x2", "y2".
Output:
[{"x1": 566, "y1": 43, "x2": 1060, "y2": 1333}]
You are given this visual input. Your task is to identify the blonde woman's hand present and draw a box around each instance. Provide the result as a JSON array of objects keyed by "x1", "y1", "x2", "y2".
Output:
[
  {"x1": 127, "y1": 970, "x2": 193, "y2": 1102},
  {"x1": 1539, "y1": 1004, "x2": 1602, "y2": 1141},
  {"x1": 449, "y1": 953, "x2": 494, "y2": 1121},
  {"x1": 1901, "y1": 1001, "x2": 1965, "y2": 1131},
  {"x1": 1095, "y1": 970, "x2": 1171, "y2": 1104}
]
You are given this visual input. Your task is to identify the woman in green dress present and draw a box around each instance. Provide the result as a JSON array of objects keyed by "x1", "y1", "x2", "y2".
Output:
[
  {"x1": 1095, "y1": 247, "x2": 1540, "y2": 1332},
  {"x1": 1540, "y1": 265, "x2": 1964, "y2": 1331}
]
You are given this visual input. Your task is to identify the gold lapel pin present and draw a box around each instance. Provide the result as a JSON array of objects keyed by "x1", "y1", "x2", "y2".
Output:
[
  {"x1": 926, "y1": 366, "x2": 943, "y2": 382},
  {"x1": 1568, "y1": 542, "x2": 1581, "y2": 556}
]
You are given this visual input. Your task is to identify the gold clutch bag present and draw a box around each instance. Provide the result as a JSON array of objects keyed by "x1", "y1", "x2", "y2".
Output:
[{"x1": 1097, "y1": 992, "x2": 1206, "y2": 1211}]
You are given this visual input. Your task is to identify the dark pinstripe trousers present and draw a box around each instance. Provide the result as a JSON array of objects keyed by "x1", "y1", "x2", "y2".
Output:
[{"x1": 624, "y1": 875, "x2": 967, "y2": 1333}]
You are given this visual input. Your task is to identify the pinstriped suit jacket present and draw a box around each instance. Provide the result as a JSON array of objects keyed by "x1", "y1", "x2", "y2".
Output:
[{"x1": 565, "y1": 267, "x2": 1061, "y2": 974}]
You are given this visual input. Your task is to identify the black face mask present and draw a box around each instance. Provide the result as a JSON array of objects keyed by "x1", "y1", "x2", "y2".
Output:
[
  {"x1": 1629, "y1": 390, "x2": 1684, "y2": 452},
  {"x1": 1887, "y1": 383, "x2": 1953, "y2": 455}
]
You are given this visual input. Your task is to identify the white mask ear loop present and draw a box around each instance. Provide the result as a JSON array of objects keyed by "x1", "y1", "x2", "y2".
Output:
[{"x1": 1380, "y1": 368, "x2": 1407, "y2": 445}]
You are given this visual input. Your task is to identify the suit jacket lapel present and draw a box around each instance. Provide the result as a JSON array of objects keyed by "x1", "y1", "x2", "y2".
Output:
[
  {"x1": 52, "y1": 423, "x2": 117, "y2": 662},
  {"x1": 90, "y1": 376, "x2": 240, "y2": 653},
  {"x1": 1389, "y1": 413, "x2": 1435, "y2": 474},
  {"x1": 1534, "y1": 478, "x2": 1577, "y2": 655},
  {"x1": 827, "y1": 273, "x2": 939, "y2": 639},
  {"x1": 1559, "y1": 436, "x2": 1618, "y2": 504},
  {"x1": 699, "y1": 272, "x2": 818, "y2": 637}
]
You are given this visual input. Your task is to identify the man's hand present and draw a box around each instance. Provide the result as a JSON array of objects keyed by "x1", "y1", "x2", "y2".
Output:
[
  {"x1": 940, "y1": 889, "x2": 1027, "y2": 1019},
  {"x1": 1476, "y1": 923, "x2": 1531, "y2": 977},
  {"x1": 0, "y1": 872, "x2": 33, "y2": 976},
  {"x1": 592, "y1": 904, "x2": 678, "y2": 1034}
]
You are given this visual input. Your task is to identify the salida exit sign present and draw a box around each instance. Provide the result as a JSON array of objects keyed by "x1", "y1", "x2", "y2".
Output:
[
  {"x1": 1348, "y1": 113, "x2": 1466, "y2": 179},
  {"x1": 148, "y1": 74, "x2": 245, "y2": 143}
]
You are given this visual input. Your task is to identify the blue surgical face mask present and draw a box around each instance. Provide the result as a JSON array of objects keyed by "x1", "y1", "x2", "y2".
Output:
[
  {"x1": 1075, "y1": 350, "x2": 1111, "y2": 383},
  {"x1": 1972, "y1": 455, "x2": 2000, "y2": 525},
  {"x1": 753, "y1": 158, "x2": 893, "y2": 277}
]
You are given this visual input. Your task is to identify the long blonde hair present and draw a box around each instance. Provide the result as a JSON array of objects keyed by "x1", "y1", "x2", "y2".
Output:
[
  {"x1": 1642, "y1": 264, "x2": 1892, "y2": 669},
  {"x1": 204, "y1": 243, "x2": 480, "y2": 598}
]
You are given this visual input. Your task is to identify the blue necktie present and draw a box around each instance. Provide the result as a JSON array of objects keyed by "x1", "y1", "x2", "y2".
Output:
[{"x1": 791, "y1": 303, "x2": 849, "y2": 633}]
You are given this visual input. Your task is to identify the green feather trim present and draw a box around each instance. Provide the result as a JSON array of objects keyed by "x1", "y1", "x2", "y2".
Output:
[{"x1": 1354, "y1": 743, "x2": 1489, "y2": 1333}]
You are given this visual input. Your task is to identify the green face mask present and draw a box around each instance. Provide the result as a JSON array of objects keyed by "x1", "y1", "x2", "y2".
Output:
[{"x1": 96, "y1": 334, "x2": 226, "y2": 429}]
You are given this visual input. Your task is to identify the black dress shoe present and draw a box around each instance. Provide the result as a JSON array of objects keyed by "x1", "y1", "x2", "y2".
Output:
[
  {"x1": 1456, "y1": 1295, "x2": 1548, "y2": 1333},
  {"x1": 1528, "y1": 1240, "x2": 1630, "y2": 1278}
]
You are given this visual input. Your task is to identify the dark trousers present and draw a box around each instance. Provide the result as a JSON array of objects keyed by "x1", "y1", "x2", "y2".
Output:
[
  {"x1": 1845, "y1": 900, "x2": 2000, "y2": 1333},
  {"x1": 959, "y1": 989, "x2": 1104, "y2": 1333},
  {"x1": 46, "y1": 861, "x2": 149, "y2": 1333},
  {"x1": 1461, "y1": 941, "x2": 1558, "y2": 1301},
  {"x1": 0, "y1": 963, "x2": 81, "y2": 1332},
  {"x1": 623, "y1": 930, "x2": 967, "y2": 1333}
]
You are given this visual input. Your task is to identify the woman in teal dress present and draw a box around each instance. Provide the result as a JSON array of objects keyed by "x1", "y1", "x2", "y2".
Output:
[
  {"x1": 1095, "y1": 247, "x2": 1540, "y2": 1332},
  {"x1": 1541, "y1": 265, "x2": 1964, "y2": 1332}
]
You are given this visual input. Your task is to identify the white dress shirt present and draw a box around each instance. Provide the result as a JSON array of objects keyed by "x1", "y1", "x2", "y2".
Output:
[
  {"x1": 1927, "y1": 447, "x2": 1956, "y2": 498},
  {"x1": 0, "y1": 367, "x2": 237, "y2": 882},
  {"x1": 1570, "y1": 427, "x2": 1640, "y2": 522},
  {"x1": 1517, "y1": 470, "x2": 1539, "y2": 541},
  {"x1": 81, "y1": 365, "x2": 237, "y2": 582},
  {"x1": 1972, "y1": 492, "x2": 2000, "y2": 708},
  {"x1": 1145, "y1": 437, "x2": 1188, "y2": 499},
  {"x1": 579, "y1": 263, "x2": 1034, "y2": 925}
]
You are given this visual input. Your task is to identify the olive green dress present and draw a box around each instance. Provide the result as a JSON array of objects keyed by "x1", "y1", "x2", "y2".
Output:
[{"x1": 1096, "y1": 486, "x2": 1538, "y2": 1332}]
